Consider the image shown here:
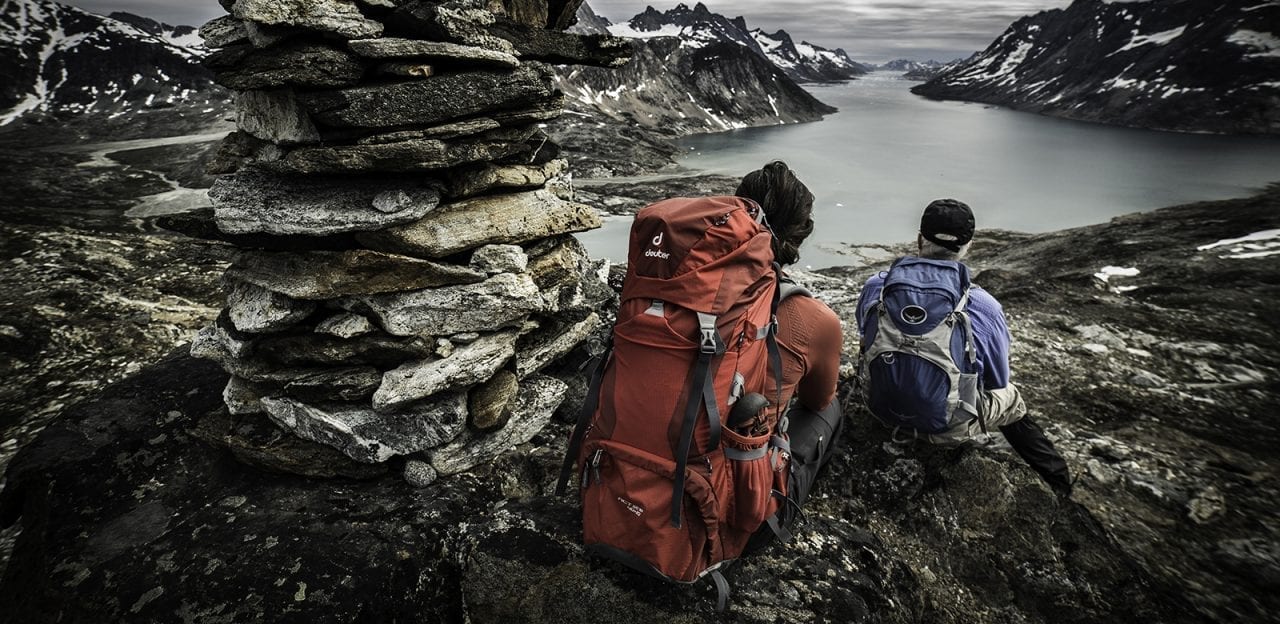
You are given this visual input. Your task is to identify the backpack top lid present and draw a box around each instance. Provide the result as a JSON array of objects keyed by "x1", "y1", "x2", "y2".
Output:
[
  {"x1": 624, "y1": 196, "x2": 775, "y2": 315},
  {"x1": 879, "y1": 257, "x2": 971, "y2": 335}
]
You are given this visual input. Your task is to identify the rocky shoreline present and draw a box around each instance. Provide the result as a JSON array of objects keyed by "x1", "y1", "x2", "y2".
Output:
[{"x1": 2, "y1": 185, "x2": 1277, "y2": 622}]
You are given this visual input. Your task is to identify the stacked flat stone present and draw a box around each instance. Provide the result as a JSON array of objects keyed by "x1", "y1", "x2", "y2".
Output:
[{"x1": 190, "y1": 0, "x2": 628, "y2": 485}]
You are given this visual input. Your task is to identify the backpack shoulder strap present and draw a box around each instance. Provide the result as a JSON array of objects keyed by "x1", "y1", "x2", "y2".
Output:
[{"x1": 778, "y1": 277, "x2": 812, "y2": 303}]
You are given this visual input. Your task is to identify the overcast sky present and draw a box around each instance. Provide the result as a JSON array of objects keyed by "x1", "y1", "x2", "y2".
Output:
[{"x1": 61, "y1": 0, "x2": 1073, "y2": 63}]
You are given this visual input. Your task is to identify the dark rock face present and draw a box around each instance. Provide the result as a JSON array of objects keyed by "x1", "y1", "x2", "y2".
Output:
[
  {"x1": 0, "y1": 0, "x2": 228, "y2": 140},
  {"x1": 912, "y1": 0, "x2": 1280, "y2": 135}
]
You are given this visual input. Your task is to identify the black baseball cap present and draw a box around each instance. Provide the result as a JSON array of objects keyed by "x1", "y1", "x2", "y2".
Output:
[{"x1": 920, "y1": 199, "x2": 975, "y2": 252}]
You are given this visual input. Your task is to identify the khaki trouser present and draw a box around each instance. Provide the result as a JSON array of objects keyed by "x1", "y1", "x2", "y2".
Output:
[{"x1": 924, "y1": 382, "x2": 1028, "y2": 446}]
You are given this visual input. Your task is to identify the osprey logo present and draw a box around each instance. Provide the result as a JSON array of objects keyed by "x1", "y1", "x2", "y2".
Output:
[
  {"x1": 901, "y1": 305, "x2": 928, "y2": 325},
  {"x1": 644, "y1": 230, "x2": 670, "y2": 259}
]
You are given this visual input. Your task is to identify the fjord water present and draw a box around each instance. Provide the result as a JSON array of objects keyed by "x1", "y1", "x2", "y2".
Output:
[{"x1": 579, "y1": 72, "x2": 1280, "y2": 269}]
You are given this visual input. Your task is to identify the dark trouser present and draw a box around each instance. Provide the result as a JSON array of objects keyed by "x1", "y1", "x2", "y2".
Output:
[
  {"x1": 745, "y1": 398, "x2": 844, "y2": 552},
  {"x1": 1000, "y1": 414, "x2": 1072, "y2": 494}
]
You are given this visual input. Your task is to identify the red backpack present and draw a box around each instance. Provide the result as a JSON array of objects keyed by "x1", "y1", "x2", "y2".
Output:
[{"x1": 556, "y1": 196, "x2": 794, "y2": 609}]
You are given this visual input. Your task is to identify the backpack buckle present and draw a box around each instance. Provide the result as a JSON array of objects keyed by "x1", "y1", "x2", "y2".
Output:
[
  {"x1": 700, "y1": 328, "x2": 718, "y2": 354},
  {"x1": 696, "y1": 312, "x2": 720, "y2": 354}
]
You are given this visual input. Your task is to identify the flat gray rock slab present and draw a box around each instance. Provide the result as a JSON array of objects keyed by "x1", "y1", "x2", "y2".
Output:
[
  {"x1": 233, "y1": 0, "x2": 383, "y2": 39},
  {"x1": 347, "y1": 38, "x2": 519, "y2": 68},
  {"x1": 262, "y1": 392, "x2": 468, "y2": 464},
  {"x1": 297, "y1": 65, "x2": 553, "y2": 129},
  {"x1": 269, "y1": 134, "x2": 531, "y2": 175},
  {"x1": 373, "y1": 330, "x2": 519, "y2": 411},
  {"x1": 347, "y1": 272, "x2": 543, "y2": 337},
  {"x1": 357, "y1": 189, "x2": 601, "y2": 258},
  {"x1": 445, "y1": 159, "x2": 566, "y2": 198},
  {"x1": 198, "y1": 15, "x2": 248, "y2": 48},
  {"x1": 227, "y1": 249, "x2": 485, "y2": 299},
  {"x1": 208, "y1": 43, "x2": 366, "y2": 90},
  {"x1": 430, "y1": 375, "x2": 566, "y2": 476},
  {"x1": 209, "y1": 169, "x2": 442, "y2": 236}
]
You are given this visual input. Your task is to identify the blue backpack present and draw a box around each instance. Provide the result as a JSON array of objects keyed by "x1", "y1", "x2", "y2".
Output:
[{"x1": 860, "y1": 257, "x2": 981, "y2": 435}]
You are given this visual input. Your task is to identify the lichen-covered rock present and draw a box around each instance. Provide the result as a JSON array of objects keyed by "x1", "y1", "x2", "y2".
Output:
[
  {"x1": 357, "y1": 189, "x2": 600, "y2": 258},
  {"x1": 430, "y1": 374, "x2": 565, "y2": 475},
  {"x1": 468, "y1": 369, "x2": 519, "y2": 431},
  {"x1": 515, "y1": 312, "x2": 598, "y2": 378},
  {"x1": 226, "y1": 249, "x2": 485, "y2": 299},
  {"x1": 198, "y1": 15, "x2": 248, "y2": 48},
  {"x1": 232, "y1": 0, "x2": 384, "y2": 39},
  {"x1": 226, "y1": 280, "x2": 316, "y2": 333},
  {"x1": 346, "y1": 272, "x2": 543, "y2": 336},
  {"x1": 373, "y1": 330, "x2": 518, "y2": 411},
  {"x1": 445, "y1": 159, "x2": 567, "y2": 198},
  {"x1": 235, "y1": 89, "x2": 321, "y2": 145},
  {"x1": 223, "y1": 376, "x2": 266, "y2": 415},
  {"x1": 206, "y1": 43, "x2": 366, "y2": 90},
  {"x1": 347, "y1": 38, "x2": 520, "y2": 68},
  {"x1": 206, "y1": 131, "x2": 286, "y2": 175},
  {"x1": 261, "y1": 392, "x2": 468, "y2": 463},
  {"x1": 268, "y1": 132, "x2": 534, "y2": 175},
  {"x1": 403, "y1": 459, "x2": 438, "y2": 487},
  {"x1": 251, "y1": 331, "x2": 440, "y2": 369},
  {"x1": 314, "y1": 313, "x2": 376, "y2": 339},
  {"x1": 353, "y1": 118, "x2": 501, "y2": 143},
  {"x1": 279, "y1": 368, "x2": 383, "y2": 403},
  {"x1": 209, "y1": 170, "x2": 442, "y2": 235},
  {"x1": 470, "y1": 244, "x2": 528, "y2": 274},
  {"x1": 298, "y1": 65, "x2": 555, "y2": 129},
  {"x1": 393, "y1": 0, "x2": 519, "y2": 55}
]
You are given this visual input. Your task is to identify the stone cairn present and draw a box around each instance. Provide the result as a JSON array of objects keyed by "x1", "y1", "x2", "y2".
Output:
[{"x1": 190, "y1": 0, "x2": 628, "y2": 485}]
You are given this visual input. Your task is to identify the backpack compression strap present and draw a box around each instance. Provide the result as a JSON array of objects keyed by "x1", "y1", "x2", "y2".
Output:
[
  {"x1": 670, "y1": 312, "x2": 726, "y2": 528},
  {"x1": 554, "y1": 338, "x2": 613, "y2": 496}
]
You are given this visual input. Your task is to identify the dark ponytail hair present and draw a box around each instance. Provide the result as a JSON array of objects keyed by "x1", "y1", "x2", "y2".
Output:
[{"x1": 735, "y1": 160, "x2": 815, "y2": 266}]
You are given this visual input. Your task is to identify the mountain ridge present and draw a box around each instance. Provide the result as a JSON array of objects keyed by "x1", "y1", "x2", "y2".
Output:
[
  {"x1": 0, "y1": 0, "x2": 227, "y2": 139},
  {"x1": 912, "y1": 0, "x2": 1280, "y2": 135}
]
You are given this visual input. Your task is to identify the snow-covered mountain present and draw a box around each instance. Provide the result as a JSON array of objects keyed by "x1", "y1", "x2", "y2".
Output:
[
  {"x1": 0, "y1": 0, "x2": 227, "y2": 137},
  {"x1": 751, "y1": 29, "x2": 869, "y2": 83},
  {"x1": 878, "y1": 59, "x2": 944, "y2": 72},
  {"x1": 912, "y1": 0, "x2": 1280, "y2": 135},
  {"x1": 555, "y1": 3, "x2": 836, "y2": 140},
  {"x1": 605, "y1": 3, "x2": 865, "y2": 83}
]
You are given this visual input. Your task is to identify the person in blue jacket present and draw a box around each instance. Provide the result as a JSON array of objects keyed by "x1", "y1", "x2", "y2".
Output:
[{"x1": 856, "y1": 199, "x2": 1072, "y2": 495}]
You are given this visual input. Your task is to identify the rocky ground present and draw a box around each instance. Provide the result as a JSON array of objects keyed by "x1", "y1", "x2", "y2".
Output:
[{"x1": 1, "y1": 184, "x2": 1276, "y2": 621}]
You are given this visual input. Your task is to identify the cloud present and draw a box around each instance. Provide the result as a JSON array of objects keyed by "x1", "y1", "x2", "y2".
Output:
[{"x1": 60, "y1": 0, "x2": 223, "y2": 27}]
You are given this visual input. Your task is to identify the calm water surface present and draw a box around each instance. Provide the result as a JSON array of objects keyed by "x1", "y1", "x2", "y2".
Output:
[{"x1": 578, "y1": 72, "x2": 1280, "y2": 268}]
